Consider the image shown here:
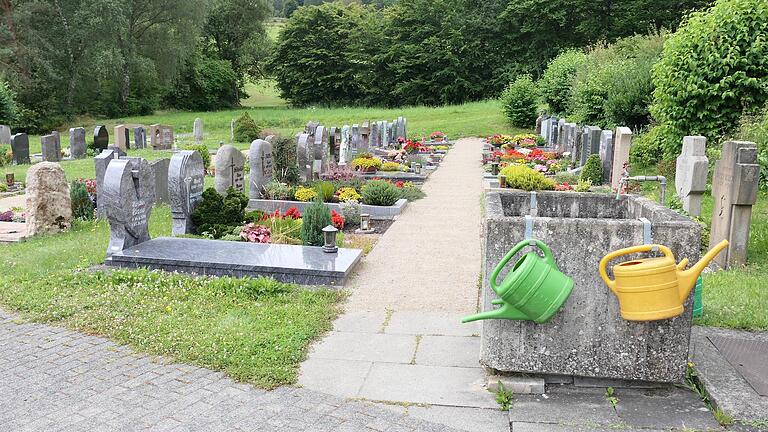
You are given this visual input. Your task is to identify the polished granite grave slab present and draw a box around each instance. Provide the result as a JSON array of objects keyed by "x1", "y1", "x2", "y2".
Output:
[{"x1": 105, "y1": 237, "x2": 362, "y2": 286}]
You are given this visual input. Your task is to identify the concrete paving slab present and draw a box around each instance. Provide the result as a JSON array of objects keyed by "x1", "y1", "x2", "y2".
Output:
[
  {"x1": 307, "y1": 331, "x2": 416, "y2": 363},
  {"x1": 332, "y1": 311, "x2": 387, "y2": 333},
  {"x1": 409, "y1": 405, "x2": 509, "y2": 432},
  {"x1": 298, "y1": 358, "x2": 371, "y2": 397},
  {"x1": 385, "y1": 311, "x2": 480, "y2": 337},
  {"x1": 509, "y1": 392, "x2": 619, "y2": 425},
  {"x1": 614, "y1": 387, "x2": 720, "y2": 430},
  {"x1": 358, "y1": 363, "x2": 497, "y2": 408},
  {"x1": 511, "y1": 423, "x2": 665, "y2": 432},
  {"x1": 415, "y1": 335, "x2": 481, "y2": 368}
]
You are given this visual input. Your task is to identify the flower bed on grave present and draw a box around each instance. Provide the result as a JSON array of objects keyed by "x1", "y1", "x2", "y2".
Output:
[{"x1": 0, "y1": 207, "x2": 25, "y2": 223}]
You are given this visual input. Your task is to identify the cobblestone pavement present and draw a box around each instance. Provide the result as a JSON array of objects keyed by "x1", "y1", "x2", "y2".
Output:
[{"x1": 0, "y1": 309, "x2": 461, "y2": 432}]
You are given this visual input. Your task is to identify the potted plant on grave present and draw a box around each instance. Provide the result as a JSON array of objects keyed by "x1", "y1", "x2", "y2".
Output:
[
  {"x1": 403, "y1": 139, "x2": 425, "y2": 154},
  {"x1": 430, "y1": 131, "x2": 446, "y2": 142}
]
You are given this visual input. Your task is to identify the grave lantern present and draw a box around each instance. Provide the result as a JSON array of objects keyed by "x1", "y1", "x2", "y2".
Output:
[
  {"x1": 322, "y1": 225, "x2": 339, "y2": 253},
  {"x1": 5, "y1": 173, "x2": 13, "y2": 187},
  {"x1": 360, "y1": 213, "x2": 372, "y2": 231},
  {"x1": 491, "y1": 162, "x2": 500, "y2": 175},
  {"x1": 499, "y1": 175, "x2": 507, "y2": 189},
  {"x1": 414, "y1": 163, "x2": 422, "y2": 174}
]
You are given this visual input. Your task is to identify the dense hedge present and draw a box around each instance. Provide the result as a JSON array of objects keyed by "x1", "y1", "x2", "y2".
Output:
[{"x1": 501, "y1": 75, "x2": 538, "y2": 128}]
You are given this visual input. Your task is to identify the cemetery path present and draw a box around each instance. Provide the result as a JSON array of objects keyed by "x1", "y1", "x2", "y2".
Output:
[{"x1": 299, "y1": 138, "x2": 511, "y2": 432}]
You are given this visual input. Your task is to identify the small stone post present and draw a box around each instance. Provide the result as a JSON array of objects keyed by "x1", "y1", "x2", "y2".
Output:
[
  {"x1": 611, "y1": 127, "x2": 633, "y2": 191},
  {"x1": 675, "y1": 136, "x2": 708, "y2": 216}
]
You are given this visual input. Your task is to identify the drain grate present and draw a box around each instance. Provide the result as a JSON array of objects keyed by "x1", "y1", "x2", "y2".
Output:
[{"x1": 708, "y1": 335, "x2": 768, "y2": 397}]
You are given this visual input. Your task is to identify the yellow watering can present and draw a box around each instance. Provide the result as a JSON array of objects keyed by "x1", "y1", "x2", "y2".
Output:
[{"x1": 599, "y1": 240, "x2": 729, "y2": 321}]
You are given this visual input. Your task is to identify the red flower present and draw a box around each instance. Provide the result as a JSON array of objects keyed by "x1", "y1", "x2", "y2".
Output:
[
  {"x1": 283, "y1": 207, "x2": 302, "y2": 219},
  {"x1": 331, "y1": 210, "x2": 345, "y2": 230}
]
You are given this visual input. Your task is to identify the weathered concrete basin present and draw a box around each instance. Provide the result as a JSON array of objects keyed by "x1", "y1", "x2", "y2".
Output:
[{"x1": 480, "y1": 191, "x2": 702, "y2": 382}]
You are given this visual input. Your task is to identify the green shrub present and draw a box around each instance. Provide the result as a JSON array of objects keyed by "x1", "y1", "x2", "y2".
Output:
[
  {"x1": 554, "y1": 172, "x2": 579, "y2": 184},
  {"x1": 650, "y1": 0, "x2": 768, "y2": 150},
  {"x1": 398, "y1": 183, "x2": 425, "y2": 202},
  {"x1": 0, "y1": 145, "x2": 11, "y2": 167},
  {"x1": 183, "y1": 144, "x2": 211, "y2": 173},
  {"x1": 272, "y1": 136, "x2": 300, "y2": 185},
  {"x1": 630, "y1": 124, "x2": 680, "y2": 167},
  {"x1": 339, "y1": 200, "x2": 361, "y2": 228},
  {"x1": 575, "y1": 179, "x2": 592, "y2": 192},
  {"x1": 0, "y1": 79, "x2": 17, "y2": 125},
  {"x1": 165, "y1": 53, "x2": 240, "y2": 111},
  {"x1": 735, "y1": 109, "x2": 768, "y2": 190},
  {"x1": 498, "y1": 165, "x2": 555, "y2": 191},
  {"x1": 538, "y1": 50, "x2": 587, "y2": 115},
  {"x1": 190, "y1": 187, "x2": 248, "y2": 237},
  {"x1": 233, "y1": 112, "x2": 261, "y2": 143},
  {"x1": 70, "y1": 181, "x2": 94, "y2": 221},
  {"x1": 361, "y1": 180, "x2": 400, "y2": 206},
  {"x1": 300, "y1": 198, "x2": 332, "y2": 246},
  {"x1": 314, "y1": 181, "x2": 336, "y2": 202},
  {"x1": 263, "y1": 181, "x2": 295, "y2": 201},
  {"x1": 580, "y1": 154, "x2": 603, "y2": 185},
  {"x1": 501, "y1": 75, "x2": 538, "y2": 128}
]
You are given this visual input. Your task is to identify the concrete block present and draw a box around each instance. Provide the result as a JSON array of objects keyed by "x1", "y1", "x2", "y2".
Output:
[{"x1": 487, "y1": 375, "x2": 545, "y2": 395}]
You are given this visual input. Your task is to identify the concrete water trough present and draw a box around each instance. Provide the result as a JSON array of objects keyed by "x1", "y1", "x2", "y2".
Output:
[{"x1": 480, "y1": 191, "x2": 703, "y2": 382}]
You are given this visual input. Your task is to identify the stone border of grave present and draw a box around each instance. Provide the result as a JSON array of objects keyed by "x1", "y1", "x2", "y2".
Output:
[
  {"x1": 360, "y1": 172, "x2": 429, "y2": 183},
  {"x1": 247, "y1": 198, "x2": 408, "y2": 220}
]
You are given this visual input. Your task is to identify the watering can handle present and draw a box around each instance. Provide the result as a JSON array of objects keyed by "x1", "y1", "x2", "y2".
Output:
[
  {"x1": 598, "y1": 244, "x2": 673, "y2": 293},
  {"x1": 490, "y1": 239, "x2": 555, "y2": 292}
]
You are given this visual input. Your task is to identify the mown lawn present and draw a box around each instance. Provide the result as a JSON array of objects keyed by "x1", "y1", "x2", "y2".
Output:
[{"x1": 0, "y1": 206, "x2": 344, "y2": 388}]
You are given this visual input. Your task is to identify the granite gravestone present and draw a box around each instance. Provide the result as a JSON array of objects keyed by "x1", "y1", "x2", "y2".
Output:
[
  {"x1": 296, "y1": 133, "x2": 312, "y2": 182},
  {"x1": 193, "y1": 118, "x2": 203, "y2": 144},
  {"x1": 379, "y1": 121, "x2": 386, "y2": 147},
  {"x1": 150, "y1": 158, "x2": 170, "y2": 204},
  {"x1": 599, "y1": 130, "x2": 614, "y2": 185},
  {"x1": 675, "y1": 136, "x2": 708, "y2": 217},
  {"x1": 249, "y1": 139, "x2": 273, "y2": 199},
  {"x1": 104, "y1": 158, "x2": 155, "y2": 257},
  {"x1": 133, "y1": 126, "x2": 146, "y2": 149},
  {"x1": 361, "y1": 121, "x2": 370, "y2": 150},
  {"x1": 350, "y1": 124, "x2": 361, "y2": 160},
  {"x1": 114, "y1": 125, "x2": 130, "y2": 151},
  {"x1": 395, "y1": 117, "x2": 405, "y2": 140},
  {"x1": 215, "y1": 145, "x2": 246, "y2": 195},
  {"x1": 168, "y1": 150, "x2": 204, "y2": 236},
  {"x1": 370, "y1": 122, "x2": 380, "y2": 148},
  {"x1": 339, "y1": 125, "x2": 350, "y2": 164},
  {"x1": 535, "y1": 115, "x2": 544, "y2": 135},
  {"x1": 611, "y1": 127, "x2": 633, "y2": 190},
  {"x1": 556, "y1": 118, "x2": 567, "y2": 153},
  {"x1": 313, "y1": 125, "x2": 330, "y2": 171},
  {"x1": 93, "y1": 126, "x2": 109, "y2": 151},
  {"x1": 0, "y1": 124, "x2": 10, "y2": 145},
  {"x1": 580, "y1": 126, "x2": 601, "y2": 166},
  {"x1": 94, "y1": 149, "x2": 118, "y2": 218},
  {"x1": 41, "y1": 133, "x2": 61, "y2": 162},
  {"x1": 328, "y1": 127, "x2": 338, "y2": 160},
  {"x1": 710, "y1": 141, "x2": 759, "y2": 269},
  {"x1": 10, "y1": 133, "x2": 30, "y2": 165},
  {"x1": 69, "y1": 127, "x2": 87, "y2": 159},
  {"x1": 565, "y1": 123, "x2": 577, "y2": 157},
  {"x1": 546, "y1": 118, "x2": 559, "y2": 146},
  {"x1": 150, "y1": 124, "x2": 174, "y2": 150},
  {"x1": 305, "y1": 121, "x2": 319, "y2": 136},
  {"x1": 540, "y1": 117, "x2": 550, "y2": 141},
  {"x1": 402, "y1": 118, "x2": 407, "y2": 140}
]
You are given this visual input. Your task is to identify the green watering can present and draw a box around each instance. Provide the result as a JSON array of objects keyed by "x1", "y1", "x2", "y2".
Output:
[{"x1": 462, "y1": 239, "x2": 573, "y2": 323}]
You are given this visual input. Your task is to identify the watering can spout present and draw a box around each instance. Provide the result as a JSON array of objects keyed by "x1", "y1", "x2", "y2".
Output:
[
  {"x1": 677, "y1": 240, "x2": 729, "y2": 302},
  {"x1": 461, "y1": 301, "x2": 529, "y2": 323}
]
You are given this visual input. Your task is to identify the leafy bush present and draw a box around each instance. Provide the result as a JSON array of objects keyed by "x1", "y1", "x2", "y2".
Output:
[
  {"x1": 735, "y1": 109, "x2": 768, "y2": 190},
  {"x1": 630, "y1": 124, "x2": 679, "y2": 167},
  {"x1": 650, "y1": 0, "x2": 768, "y2": 150},
  {"x1": 294, "y1": 186, "x2": 317, "y2": 202},
  {"x1": 272, "y1": 136, "x2": 300, "y2": 185},
  {"x1": 233, "y1": 112, "x2": 261, "y2": 143},
  {"x1": 575, "y1": 179, "x2": 592, "y2": 192},
  {"x1": 263, "y1": 181, "x2": 295, "y2": 201},
  {"x1": 538, "y1": 50, "x2": 587, "y2": 114},
  {"x1": 300, "y1": 198, "x2": 332, "y2": 246},
  {"x1": 501, "y1": 75, "x2": 538, "y2": 128},
  {"x1": 314, "y1": 181, "x2": 336, "y2": 202},
  {"x1": 339, "y1": 200, "x2": 361, "y2": 227},
  {"x1": 165, "y1": 53, "x2": 240, "y2": 111},
  {"x1": 361, "y1": 180, "x2": 400, "y2": 206},
  {"x1": 498, "y1": 165, "x2": 556, "y2": 191},
  {"x1": 398, "y1": 182, "x2": 425, "y2": 201},
  {"x1": 0, "y1": 145, "x2": 12, "y2": 167},
  {"x1": 580, "y1": 154, "x2": 603, "y2": 185},
  {"x1": 70, "y1": 181, "x2": 94, "y2": 221},
  {"x1": 554, "y1": 172, "x2": 579, "y2": 184},
  {"x1": 0, "y1": 79, "x2": 18, "y2": 125},
  {"x1": 183, "y1": 144, "x2": 211, "y2": 173},
  {"x1": 190, "y1": 187, "x2": 249, "y2": 237},
  {"x1": 321, "y1": 165, "x2": 362, "y2": 182}
]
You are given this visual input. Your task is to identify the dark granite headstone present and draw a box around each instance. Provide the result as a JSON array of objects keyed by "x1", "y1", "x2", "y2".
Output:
[
  {"x1": 94, "y1": 149, "x2": 118, "y2": 218},
  {"x1": 350, "y1": 124, "x2": 361, "y2": 160},
  {"x1": 69, "y1": 127, "x2": 86, "y2": 159},
  {"x1": 150, "y1": 158, "x2": 170, "y2": 204},
  {"x1": 41, "y1": 133, "x2": 61, "y2": 162},
  {"x1": 104, "y1": 157, "x2": 155, "y2": 257},
  {"x1": 249, "y1": 139, "x2": 273, "y2": 199},
  {"x1": 10, "y1": 133, "x2": 30, "y2": 165},
  {"x1": 296, "y1": 133, "x2": 312, "y2": 182},
  {"x1": 134, "y1": 127, "x2": 146, "y2": 149},
  {"x1": 168, "y1": 150, "x2": 204, "y2": 236},
  {"x1": 93, "y1": 125, "x2": 109, "y2": 151}
]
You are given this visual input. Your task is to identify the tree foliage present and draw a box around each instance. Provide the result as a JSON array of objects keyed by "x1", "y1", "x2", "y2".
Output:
[
  {"x1": 537, "y1": 50, "x2": 587, "y2": 115},
  {"x1": 501, "y1": 75, "x2": 538, "y2": 128}
]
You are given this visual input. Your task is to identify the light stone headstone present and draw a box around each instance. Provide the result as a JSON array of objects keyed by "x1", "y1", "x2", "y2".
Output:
[
  {"x1": 540, "y1": 117, "x2": 550, "y2": 140},
  {"x1": 556, "y1": 119, "x2": 567, "y2": 153},
  {"x1": 535, "y1": 115, "x2": 544, "y2": 135},
  {"x1": 546, "y1": 118, "x2": 559, "y2": 146},
  {"x1": 41, "y1": 133, "x2": 61, "y2": 162},
  {"x1": 675, "y1": 137, "x2": 709, "y2": 217},
  {"x1": 709, "y1": 141, "x2": 759, "y2": 269},
  {"x1": 150, "y1": 124, "x2": 174, "y2": 150},
  {"x1": 104, "y1": 157, "x2": 155, "y2": 257},
  {"x1": 25, "y1": 162, "x2": 71, "y2": 236},
  {"x1": 114, "y1": 125, "x2": 129, "y2": 151},
  {"x1": 313, "y1": 125, "x2": 330, "y2": 171},
  {"x1": 395, "y1": 117, "x2": 404, "y2": 140},
  {"x1": 379, "y1": 121, "x2": 387, "y2": 147},
  {"x1": 93, "y1": 125, "x2": 109, "y2": 151},
  {"x1": 11, "y1": 133, "x2": 30, "y2": 165},
  {"x1": 370, "y1": 122, "x2": 380, "y2": 148},
  {"x1": 133, "y1": 127, "x2": 146, "y2": 149},
  {"x1": 599, "y1": 130, "x2": 614, "y2": 185},
  {"x1": 350, "y1": 124, "x2": 361, "y2": 159},
  {"x1": 215, "y1": 145, "x2": 246, "y2": 195},
  {"x1": 611, "y1": 127, "x2": 633, "y2": 190},
  {"x1": 580, "y1": 126, "x2": 601, "y2": 166},
  {"x1": 0, "y1": 124, "x2": 10, "y2": 145},
  {"x1": 565, "y1": 123, "x2": 577, "y2": 157},
  {"x1": 69, "y1": 127, "x2": 86, "y2": 159},
  {"x1": 249, "y1": 139, "x2": 273, "y2": 199},
  {"x1": 95, "y1": 149, "x2": 118, "y2": 218},
  {"x1": 150, "y1": 158, "x2": 170, "y2": 204},
  {"x1": 340, "y1": 125, "x2": 351, "y2": 164},
  {"x1": 193, "y1": 118, "x2": 203, "y2": 144},
  {"x1": 168, "y1": 150, "x2": 204, "y2": 236},
  {"x1": 361, "y1": 121, "x2": 370, "y2": 150},
  {"x1": 296, "y1": 133, "x2": 312, "y2": 182},
  {"x1": 402, "y1": 117, "x2": 407, "y2": 140}
]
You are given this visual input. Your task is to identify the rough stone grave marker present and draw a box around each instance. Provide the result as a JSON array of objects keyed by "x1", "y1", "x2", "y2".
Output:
[
  {"x1": 168, "y1": 150, "x2": 204, "y2": 236},
  {"x1": 215, "y1": 145, "x2": 246, "y2": 195},
  {"x1": 104, "y1": 157, "x2": 155, "y2": 257},
  {"x1": 41, "y1": 133, "x2": 61, "y2": 162},
  {"x1": 710, "y1": 141, "x2": 759, "y2": 268},
  {"x1": 193, "y1": 118, "x2": 203, "y2": 144},
  {"x1": 611, "y1": 127, "x2": 633, "y2": 190},
  {"x1": 25, "y1": 162, "x2": 71, "y2": 236},
  {"x1": 10, "y1": 133, "x2": 30, "y2": 165},
  {"x1": 350, "y1": 124, "x2": 361, "y2": 159},
  {"x1": 249, "y1": 139, "x2": 273, "y2": 199},
  {"x1": 95, "y1": 149, "x2": 118, "y2": 218},
  {"x1": 93, "y1": 125, "x2": 109, "y2": 151},
  {"x1": 675, "y1": 136, "x2": 708, "y2": 216},
  {"x1": 114, "y1": 125, "x2": 129, "y2": 151},
  {"x1": 150, "y1": 124, "x2": 174, "y2": 150},
  {"x1": 580, "y1": 126, "x2": 601, "y2": 166},
  {"x1": 0, "y1": 124, "x2": 10, "y2": 145},
  {"x1": 134, "y1": 126, "x2": 146, "y2": 149},
  {"x1": 340, "y1": 125, "x2": 350, "y2": 164},
  {"x1": 599, "y1": 130, "x2": 614, "y2": 185},
  {"x1": 150, "y1": 158, "x2": 170, "y2": 204},
  {"x1": 69, "y1": 127, "x2": 86, "y2": 159},
  {"x1": 296, "y1": 133, "x2": 312, "y2": 182}
]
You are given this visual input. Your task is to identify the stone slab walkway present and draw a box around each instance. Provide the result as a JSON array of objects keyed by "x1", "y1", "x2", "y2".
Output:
[
  {"x1": 0, "y1": 309, "x2": 462, "y2": 432},
  {"x1": 300, "y1": 139, "x2": 509, "y2": 431}
]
